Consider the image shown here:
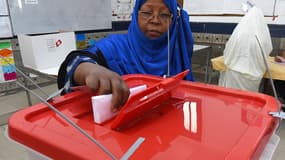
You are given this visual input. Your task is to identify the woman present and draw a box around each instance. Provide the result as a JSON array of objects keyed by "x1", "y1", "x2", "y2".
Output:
[{"x1": 57, "y1": 0, "x2": 194, "y2": 111}]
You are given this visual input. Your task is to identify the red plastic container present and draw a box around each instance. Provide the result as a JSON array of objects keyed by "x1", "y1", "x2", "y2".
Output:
[{"x1": 8, "y1": 74, "x2": 279, "y2": 160}]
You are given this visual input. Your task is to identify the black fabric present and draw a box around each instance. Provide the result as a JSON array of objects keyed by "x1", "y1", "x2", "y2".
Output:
[
  {"x1": 275, "y1": 80, "x2": 285, "y2": 101},
  {"x1": 57, "y1": 49, "x2": 107, "y2": 90}
]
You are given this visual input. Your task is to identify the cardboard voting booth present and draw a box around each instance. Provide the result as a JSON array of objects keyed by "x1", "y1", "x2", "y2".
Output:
[{"x1": 18, "y1": 32, "x2": 76, "y2": 75}]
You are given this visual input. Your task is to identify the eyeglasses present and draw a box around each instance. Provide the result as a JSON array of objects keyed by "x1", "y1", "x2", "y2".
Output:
[{"x1": 138, "y1": 10, "x2": 173, "y2": 22}]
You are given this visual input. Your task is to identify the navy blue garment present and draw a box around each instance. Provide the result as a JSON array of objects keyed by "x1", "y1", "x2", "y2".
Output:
[{"x1": 87, "y1": 0, "x2": 194, "y2": 80}]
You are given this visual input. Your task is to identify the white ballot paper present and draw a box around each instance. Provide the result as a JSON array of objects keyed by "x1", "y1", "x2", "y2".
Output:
[{"x1": 92, "y1": 84, "x2": 147, "y2": 124}]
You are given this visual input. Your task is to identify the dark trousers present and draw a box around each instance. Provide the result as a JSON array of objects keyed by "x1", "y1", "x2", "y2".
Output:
[{"x1": 275, "y1": 80, "x2": 285, "y2": 102}]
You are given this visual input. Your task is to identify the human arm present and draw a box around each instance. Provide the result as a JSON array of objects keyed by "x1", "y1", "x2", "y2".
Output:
[
  {"x1": 275, "y1": 51, "x2": 285, "y2": 63},
  {"x1": 275, "y1": 56, "x2": 285, "y2": 63},
  {"x1": 74, "y1": 62, "x2": 130, "y2": 111},
  {"x1": 57, "y1": 49, "x2": 130, "y2": 111}
]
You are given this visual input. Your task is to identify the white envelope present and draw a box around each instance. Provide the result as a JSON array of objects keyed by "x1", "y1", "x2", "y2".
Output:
[{"x1": 92, "y1": 84, "x2": 147, "y2": 124}]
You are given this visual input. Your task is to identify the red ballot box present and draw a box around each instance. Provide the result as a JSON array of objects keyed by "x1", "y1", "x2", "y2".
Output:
[{"x1": 7, "y1": 74, "x2": 279, "y2": 160}]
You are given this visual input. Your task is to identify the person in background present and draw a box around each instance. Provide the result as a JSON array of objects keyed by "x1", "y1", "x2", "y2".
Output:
[
  {"x1": 57, "y1": 0, "x2": 194, "y2": 111},
  {"x1": 274, "y1": 50, "x2": 285, "y2": 103}
]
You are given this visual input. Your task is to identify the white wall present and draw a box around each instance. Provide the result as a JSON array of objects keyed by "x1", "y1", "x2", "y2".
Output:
[
  {"x1": 109, "y1": 0, "x2": 285, "y2": 25},
  {"x1": 189, "y1": 1, "x2": 285, "y2": 25}
]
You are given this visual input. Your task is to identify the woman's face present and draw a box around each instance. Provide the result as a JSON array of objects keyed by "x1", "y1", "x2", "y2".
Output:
[{"x1": 138, "y1": 0, "x2": 173, "y2": 39}]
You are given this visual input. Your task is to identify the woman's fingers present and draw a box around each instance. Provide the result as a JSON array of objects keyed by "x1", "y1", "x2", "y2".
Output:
[
  {"x1": 85, "y1": 74, "x2": 100, "y2": 92},
  {"x1": 77, "y1": 63, "x2": 131, "y2": 112},
  {"x1": 110, "y1": 77, "x2": 130, "y2": 111},
  {"x1": 97, "y1": 78, "x2": 112, "y2": 94}
]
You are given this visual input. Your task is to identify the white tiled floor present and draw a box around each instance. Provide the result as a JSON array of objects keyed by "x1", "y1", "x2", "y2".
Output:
[{"x1": 0, "y1": 83, "x2": 284, "y2": 159}]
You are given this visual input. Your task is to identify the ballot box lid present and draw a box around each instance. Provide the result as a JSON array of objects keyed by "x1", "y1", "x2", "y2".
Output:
[{"x1": 8, "y1": 74, "x2": 279, "y2": 160}]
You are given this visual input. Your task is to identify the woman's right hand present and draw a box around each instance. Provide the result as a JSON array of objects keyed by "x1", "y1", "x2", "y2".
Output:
[{"x1": 74, "y1": 62, "x2": 130, "y2": 112}]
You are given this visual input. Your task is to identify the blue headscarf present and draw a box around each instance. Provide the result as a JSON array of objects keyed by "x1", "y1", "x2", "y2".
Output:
[{"x1": 89, "y1": 0, "x2": 194, "y2": 80}]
